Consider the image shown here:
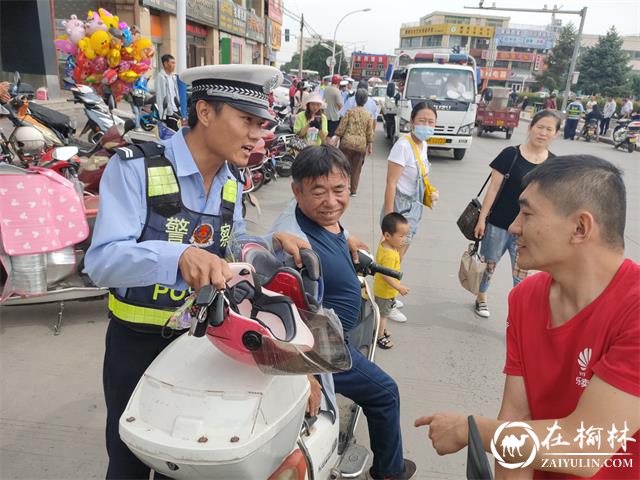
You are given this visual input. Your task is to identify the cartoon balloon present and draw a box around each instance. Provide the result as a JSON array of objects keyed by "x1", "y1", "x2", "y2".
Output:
[
  {"x1": 119, "y1": 22, "x2": 133, "y2": 46},
  {"x1": 90, "y1": 30, "x2": 111, "y2": 57},
  {"x1": 118, "y1": 70, "x2": 140, "y2": 83},
  {"x1": 107, "y1": 48, "x2": 121, "y2": 68},
  {"x1": 55, "y1": 36, "x2": 77, "y2": 55},
  {"x1": 92, "y1": 56, "x2": 108, "y2": 74},
  {"x1": 102, "y1": 69, "x2": 118, "y2": 85},
  {"x1": 131, "y1": 62, "x2": 150, "y2": 75},
  {"x1": 78, "y1": 37, "x2": 95, "y2": 59},
  {"x1": 121, "y1": 46, "x2": 134, "y2": 61},
  {"x1": 62, "y1": 14, "x2": 86, "y2": 45},
  {"x1": 85, "y1": 10, "x2": 107, "y2": 35},
  {"x1": 98, "y1": 8, "x2": 119, "y2": 31},
  {"x1": 132, "y1": 38, "x2": 152, "y2": 61}
]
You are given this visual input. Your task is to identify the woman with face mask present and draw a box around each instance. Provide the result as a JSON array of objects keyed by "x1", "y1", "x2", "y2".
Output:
[
  {"x1": 382, "y1": 102, "x2": 437, "y2": 258},
  {"x1": 380, "y1": 102, "x2": 437, "y2": 324}
]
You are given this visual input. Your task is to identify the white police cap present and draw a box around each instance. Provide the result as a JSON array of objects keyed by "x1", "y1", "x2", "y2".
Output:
[{"x1": 180, "y1": 65, "x2": 283, "y2": 120}]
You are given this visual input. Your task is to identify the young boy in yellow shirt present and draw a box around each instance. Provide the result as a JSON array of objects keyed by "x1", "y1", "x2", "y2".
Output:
[{"x1": 373, "y1": 213, "x2": 411, "y2": 349}]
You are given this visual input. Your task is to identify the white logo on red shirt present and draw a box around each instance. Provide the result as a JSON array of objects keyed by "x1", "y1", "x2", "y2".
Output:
[{"x1": 578, "y1": 348, "x2": 592, "y2": 372}]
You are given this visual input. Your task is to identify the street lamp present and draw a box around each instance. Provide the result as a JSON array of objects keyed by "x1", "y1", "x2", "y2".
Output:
[{"x1": 330, "y1": 8, "x2": 371, "y2": 76}]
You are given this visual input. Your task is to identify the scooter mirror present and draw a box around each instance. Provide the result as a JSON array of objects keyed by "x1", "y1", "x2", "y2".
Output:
[
  {"x1": 386, "y1": 83, "x2": 396, "y2": 98},
  {"x1": 123, "y1": 119, "x2": 136, "y2": 133},
  {"x1": 14, "y1": 71, "x2": 21, "y2": 87},
  {"x1": 52, "y1": 146, "x2": 79, "y2": 161},
  {"x1": 107, "y1": 94, "x2": 116, "y2": 111}
]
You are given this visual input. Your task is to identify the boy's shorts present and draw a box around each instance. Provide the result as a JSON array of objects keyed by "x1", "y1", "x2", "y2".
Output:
[{"x1": 375, "y1": 296, "x2": 395, "y2": 317}]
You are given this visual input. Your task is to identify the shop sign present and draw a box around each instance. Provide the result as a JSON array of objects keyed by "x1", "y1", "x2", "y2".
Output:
[
  {"x1": 270, "y1": 20, "x2": 282, "y2": 51},
  {"x1": 187, "y1": 23, "x2": 208, "y2": 37},
  {"x1": 142, "y1": 0, "x2": 177, "y2": 14},
  {"x1": 480, "y1": 67, "x2": 510, "y2": 80},
  {"x1": 401, "y1": 23, "x2": 494, "y2": 39},
  {"x1": 218, "y1": 0, "x2": 246, "y2": 37},
  {"x1": 187, "y1": 0, "x2": 217, "y2": 27},
  {"x1": 268, "y1": 0, "x2": 283, "y2": 23},
  {"x1": 481, "y1": 51, "x2": 535, "y2": 62},
  {"x1": 246, "y1": 11, "x2": 265, "y2": 43}
]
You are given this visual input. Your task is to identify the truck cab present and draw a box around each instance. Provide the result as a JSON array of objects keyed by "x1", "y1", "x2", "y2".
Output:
[{"x1": 392, "y1": 54, "x2": 478, "y2": 160}]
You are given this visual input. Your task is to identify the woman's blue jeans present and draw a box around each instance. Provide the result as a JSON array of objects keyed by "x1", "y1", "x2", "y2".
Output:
[{"x1": 479, "y1": 222, "x2": 528, "y2": 294}]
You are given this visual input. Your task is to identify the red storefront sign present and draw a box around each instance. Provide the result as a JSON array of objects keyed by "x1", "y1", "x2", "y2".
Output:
[
  {"x1": 187, "y1": 23, "x2": 208, "y2": 37},
  {"x1": 268, "y1": 0, "x2": 283, "y2": 23}
]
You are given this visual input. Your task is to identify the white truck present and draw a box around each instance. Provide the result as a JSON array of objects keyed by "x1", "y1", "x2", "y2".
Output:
[{"x1": 389, "y1": 53, "x2": 478, "y2": 160}]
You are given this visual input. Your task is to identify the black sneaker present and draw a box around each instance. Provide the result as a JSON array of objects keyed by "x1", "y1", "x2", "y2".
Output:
[{"x1": 368, "y1": 459, "x2": 417, "y2": 479}]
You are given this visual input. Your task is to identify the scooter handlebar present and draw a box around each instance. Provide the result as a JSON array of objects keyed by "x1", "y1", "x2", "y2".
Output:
[{"x1": 354, "y1": 250, "x2": 403, "y2": 280}]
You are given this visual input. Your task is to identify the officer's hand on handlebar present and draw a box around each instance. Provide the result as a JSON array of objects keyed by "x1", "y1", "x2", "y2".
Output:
[
  {"x1": 178, "y1": 247, "x2": 232, "y2": 291},
  {"x1": 0, "y1": 82, "x2": 10, "y2": 104}
]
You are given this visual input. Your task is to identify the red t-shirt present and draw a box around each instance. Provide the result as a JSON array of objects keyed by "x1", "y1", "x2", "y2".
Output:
[{"x1": 504, "y1": 259, "x2": 640, "y2": 479}]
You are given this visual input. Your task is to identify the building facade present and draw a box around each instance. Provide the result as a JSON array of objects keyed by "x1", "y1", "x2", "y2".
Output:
[
  {"x1": 350, "y1": 52, "x2": 393, "y2": 80},
  {"x1": 0, "y1": 0, "x2": 282, "y2": 97}
]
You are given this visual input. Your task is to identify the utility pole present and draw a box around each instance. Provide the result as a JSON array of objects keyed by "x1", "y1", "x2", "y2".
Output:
[
  {"x1": 464, "y1": 3, "x2": 587, "y2": 112},
  {"x1": 298, "y1": 14, "x2": 304, "y2": 78}
]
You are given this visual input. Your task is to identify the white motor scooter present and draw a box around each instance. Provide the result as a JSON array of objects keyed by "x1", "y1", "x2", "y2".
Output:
[{"x1": 120, "y1": 247, "x2": 402, "y2": 479}]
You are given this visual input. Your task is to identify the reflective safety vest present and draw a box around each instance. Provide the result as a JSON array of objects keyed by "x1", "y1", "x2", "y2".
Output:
[{"x1": 108, "y1": 142, "x2": 238, "y2": 329}]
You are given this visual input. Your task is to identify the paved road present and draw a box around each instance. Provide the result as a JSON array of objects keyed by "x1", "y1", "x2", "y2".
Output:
[{"x1": 1, "y1": 121, "x2": 638, "y2": 479}]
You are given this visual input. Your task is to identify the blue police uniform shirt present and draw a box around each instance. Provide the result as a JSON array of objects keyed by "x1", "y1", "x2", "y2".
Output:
[
  {"x1": 84, "y1": 128, "x2": 245, "y2": 296},
  {"x1": 295, "y1": 207, "x2": 361, "y2": 332},
  {"x1": 340, "y1": 96, "x2": 378, "y2": 120}
]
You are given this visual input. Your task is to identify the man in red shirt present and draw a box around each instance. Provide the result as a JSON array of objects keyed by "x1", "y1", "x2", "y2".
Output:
[{"x1": 415, "y1": 155, "x2": 639, "y2": 479}]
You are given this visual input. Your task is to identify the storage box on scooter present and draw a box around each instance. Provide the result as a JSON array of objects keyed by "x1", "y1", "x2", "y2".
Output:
[{"x1": 119, "y1": 334, "x2": 310, "y2": 479}]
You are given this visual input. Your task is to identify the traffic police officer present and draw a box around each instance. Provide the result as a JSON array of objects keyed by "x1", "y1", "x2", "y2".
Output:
[{"x1": 85, "y1": 65, "x2": 309, "y2": 479}]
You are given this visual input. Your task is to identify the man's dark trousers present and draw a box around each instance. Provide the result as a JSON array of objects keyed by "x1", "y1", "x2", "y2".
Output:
[
  {"x1": 564, "y1": 118, "x2": 578, "y2": 139},
  {"x1": 333, "y1": 343, "x2": 404, "y2": 477},
  {"x1": 103, "y1": 319, "x2": 179, "y2": 479}
]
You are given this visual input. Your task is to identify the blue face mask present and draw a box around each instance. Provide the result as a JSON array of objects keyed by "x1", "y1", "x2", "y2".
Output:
[{"x1": 413, "y1": 125, "x2": 435, "y2": 141}]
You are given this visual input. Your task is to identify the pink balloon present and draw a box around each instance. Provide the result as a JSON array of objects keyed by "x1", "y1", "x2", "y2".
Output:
[{"x1": 92, "y1": 56, "x2": 108, "y2": 74}]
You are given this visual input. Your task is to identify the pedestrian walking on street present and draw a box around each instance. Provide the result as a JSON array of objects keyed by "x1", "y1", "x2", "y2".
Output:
[
  {"x1": 323, "y1": 75, "x2": 343, "y2": 137},
  {"x1": 335, "y1": 88, "x2": 374, "y2": 196},
  {"x1": 155, "y1": 54, "x2": 181, "y2": 131},
  {"x1": 382, "y1": 102, "x2": 437, "y2": 258},
  {"x1": 544, "y1": 93, "x2": 556, "y2": 110},
  {"x1": 293, "y1": 93, "x2": 328, "y2": 145},
  {"x1": 563, "y1": 96, "x2": 584, "y2": 140},
  {"x1": 601, "y1": 96, "x2": 617, "y2": 135},
  {"x1": 472, "y1": 109, "x2": 561, "y2": 318},
  {"x1": 374, "y1": 213, "x2": 412, "y2": 335}
]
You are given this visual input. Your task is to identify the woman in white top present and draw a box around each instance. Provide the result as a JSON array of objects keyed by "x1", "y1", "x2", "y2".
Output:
[{"x1": 382, "y1": 102, "x2": 438, "y2": 258}]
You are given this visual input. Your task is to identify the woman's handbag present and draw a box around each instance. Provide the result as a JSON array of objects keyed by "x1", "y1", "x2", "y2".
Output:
[
  {"x1": 405, "y1": 134, "x2": 438, "y2": 208},
  {"x1": 458, "y1": 242, "x2": 486, "y2": 295},
  {"x1": 456, "y1": 148, "x2": 519, "y2": 241}
]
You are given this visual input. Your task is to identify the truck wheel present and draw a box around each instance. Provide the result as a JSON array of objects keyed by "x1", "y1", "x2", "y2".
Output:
[
  {"x1": 453, "y1": 149, "x2": 466, "y2": 160},
  {"x1": 477, "y1": 125, "x2": 483, "y2": 137},
  {"x1": 506, "y1": 129, "x2": 513, "y2": 140}
]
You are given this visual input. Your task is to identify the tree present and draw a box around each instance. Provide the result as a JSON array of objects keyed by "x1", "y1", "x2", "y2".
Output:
[
  {"x1": 536, "y1": 24, "x2": 577, "y2": 93},
  {"x1": 577, "y1": 26, "x2": 631, "y2": 97},
  {"x1": 628, "y1": 73, "x2": 640, "y2": 97},
  {"x1": 280, "y1": 41, "x2": 350, "y2": 77}
]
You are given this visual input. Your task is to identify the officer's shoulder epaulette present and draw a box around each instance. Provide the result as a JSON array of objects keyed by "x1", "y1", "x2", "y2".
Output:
[{"x1": 114, "y1": 142, "x2": 165, "y2": 161}]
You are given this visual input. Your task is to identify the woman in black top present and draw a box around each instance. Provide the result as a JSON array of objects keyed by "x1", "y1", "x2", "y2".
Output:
[{"x1": 473, "y1": 110, "x2": 561, "y2": 318}]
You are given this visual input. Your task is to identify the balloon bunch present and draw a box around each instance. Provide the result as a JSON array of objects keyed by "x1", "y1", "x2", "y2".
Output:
[{"x1": 54, "y1": 9, "x2": 155, "y2": 100}]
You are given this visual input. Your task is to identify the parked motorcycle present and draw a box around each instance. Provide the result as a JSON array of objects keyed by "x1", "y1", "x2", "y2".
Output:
[
  {"x1": 120, "y1": 245, "x2": 400, "y2": 479},
  {"x1": 612, "y1": 114, "x2": 640, "y2": 153},
  {"x1": 0, "y1": 161, "x2": 106, "y2": 334}
]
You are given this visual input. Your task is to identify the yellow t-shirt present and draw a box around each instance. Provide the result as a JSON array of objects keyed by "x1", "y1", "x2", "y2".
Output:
[{"x1": 373, "y1": 243, "x2": 401, "y2": 299}]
